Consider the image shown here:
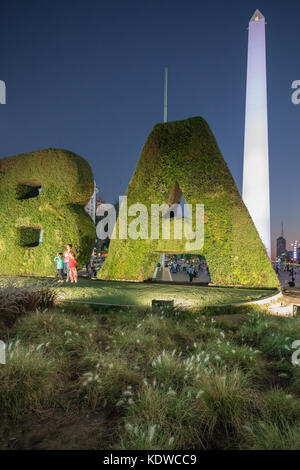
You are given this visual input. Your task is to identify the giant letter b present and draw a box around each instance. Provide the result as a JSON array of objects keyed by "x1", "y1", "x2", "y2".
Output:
[{"x1": 0, "y1": 149, "x2": 95, "y2": 276}]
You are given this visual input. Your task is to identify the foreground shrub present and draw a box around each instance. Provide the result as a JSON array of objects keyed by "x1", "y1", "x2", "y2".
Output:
[
  {"x1": 0, "y1": 286, "x2": 58, "y2": 328},
  {"x1": 198, "y1": 338, "x2": 262, "y2": 377},
  {"x1": 240, "y1": 312, "x2": 300, "y2": 361},
  {"x1": 116, "y1": 385, "x2": 215, "y2": 450},
  {"x1": 290, "y1": 367, "x2": 300, "y2": 395},
  {"x1": 12, "y1": 309, "x2": 99, "y2": 373},
  {"x1": 115, "y1": 367, "x2": 256, "y2": 450},
  {"x1": 0, "y1": 342, "x2": 60, "y2": 419},
  {"x1": 260, "y1": 389, "x2": 300, "y2": 424},
  {"x1": 242, "y1": 419, "x2": 300, "y2": 450},
  {"x1": 149, "y1": 351, "x2": 191, "y2": 392},
  {"x1": 240, "y1": 311, "x2": 270, "y2": 346},
  {"x1": 197, "y1": 367, "x2": 256, "y2": 440},
  {"x1": 79, "y1": 353, "x2": 141, "y2": 410}
]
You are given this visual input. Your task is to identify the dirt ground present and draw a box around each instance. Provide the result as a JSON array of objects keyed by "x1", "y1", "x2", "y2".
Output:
[{"x1": 0, "y1": 409, "x2": 118, "y2": 450}]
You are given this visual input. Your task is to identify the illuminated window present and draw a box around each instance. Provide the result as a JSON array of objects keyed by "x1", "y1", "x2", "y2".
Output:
[{"x1": 255, "y1": 16, "x2": 259, "y2": 21}]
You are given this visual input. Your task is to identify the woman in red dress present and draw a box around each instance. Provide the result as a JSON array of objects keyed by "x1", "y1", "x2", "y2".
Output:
[{"x1": 69, "y1": 252, "x2": 78, "y2": 283}]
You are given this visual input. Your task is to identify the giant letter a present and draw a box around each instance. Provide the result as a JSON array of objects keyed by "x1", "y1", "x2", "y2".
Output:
[{"x1": 100, "y1": 117, "x2": 278, "y2": 288}]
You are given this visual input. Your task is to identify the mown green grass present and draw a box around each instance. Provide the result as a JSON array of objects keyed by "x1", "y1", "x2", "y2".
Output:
[
  {"x1": 1, "y1": 294, "x2": 300, "y2": 450},
  {"x1": 0, "y1": 276, "x2": 277, "y2": 308}
]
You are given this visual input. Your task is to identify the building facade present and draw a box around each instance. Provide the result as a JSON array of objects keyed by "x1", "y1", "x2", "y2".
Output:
[{"x1": 276, "y1": 236, "x2": 286, "y2": 258}]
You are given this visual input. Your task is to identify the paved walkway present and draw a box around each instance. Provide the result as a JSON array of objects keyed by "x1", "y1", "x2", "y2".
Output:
[
  {"x1": 282, "y1": 287, "x2": 300, "y2": 306},
  {"x1": 266, "y1": 271, "x2": 300, "y2": 316},
  {"x1": 278, "y1": 271, "x2": 300, "y2": 288},
  {"x1": 170, "y1": 270, "x2": 211, "y2": 284}
]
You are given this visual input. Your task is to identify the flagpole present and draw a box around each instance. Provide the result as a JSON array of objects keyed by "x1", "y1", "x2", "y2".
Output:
[{"x1": 164, "y1": 67, "x2": 168, "y2": 123}]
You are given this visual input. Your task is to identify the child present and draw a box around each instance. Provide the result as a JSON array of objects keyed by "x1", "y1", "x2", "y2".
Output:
[
  {"x1": 54, "y1": 252, "x2": 64, "y2": 282},
  {"x1": 69, "y1": 252, "x2": 78, "y2": 283}
]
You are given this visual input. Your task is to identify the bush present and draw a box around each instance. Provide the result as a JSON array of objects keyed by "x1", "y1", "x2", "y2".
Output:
[
  {"x1": 197, "y1": 367, "x2": 256, "y2": 440},
  {"x1": 0, "y1": 342, "x2": 61, "y2": 419},
  {"x1": 116, "y1": 367, "x2": 256, "y2": 450},
  {"x1": 290, "y1": 367, "x2": 300, "y2": 395},
  {"x1": 116, "y1": 385, "x2": 215, "y2": 450},
  {"x1": 79, "y1": 353, "x2": 141, "y2": 410},
  {"x1": 0, "y1": 286, "x2": 59, "y2": 328},
  {"x1": 242, "y1": 419, "x2": 300, "y2": 450},
  {"x1": 12, "y1": 308, "x2": 99, "y2": 372},
  {"x1": 260, "y1": 389, "x2": 300, "y2": 425},
  {"x1": 240, "y1": 312, "x2": 300, "y2": 361}
]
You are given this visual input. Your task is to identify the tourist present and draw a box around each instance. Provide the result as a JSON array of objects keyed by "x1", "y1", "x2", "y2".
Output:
[
  {"x1": 63, "y1": 243, "x2": 75, "y2": 282},
  {"x1": 290, "y1": 267, "x2": 296, "y2": 280},
  {"x1": 90, "y1": 259, "x2": 97, "y2": 277},
  {"x1": 187, "y1": 265, "x2": 194, "y2": 283},
  {"x1": 171, "y1": 263, "x2": 177, "y2": 274},
  {"x1": 54, "y1": 252, "x2": 64, "y2": 283},
  {"x1": 206, "y1": 265, "x2": 210, "y2": 278},
  {"x1": 69, "y1": 251, "x2": 78, "y2": 283}
]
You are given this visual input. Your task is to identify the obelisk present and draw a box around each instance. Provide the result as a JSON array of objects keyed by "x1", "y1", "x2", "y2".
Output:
[{"x1": 242, "y1": 10, "x2": 271, "y2": 258}]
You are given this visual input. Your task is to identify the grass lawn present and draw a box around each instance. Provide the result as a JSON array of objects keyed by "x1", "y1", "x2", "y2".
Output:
[
  {"x1": 1, "y1": 288, "x2": 300, "y2": 450},
  {"x1": 0, "y1": 277, "x2": 278, "y2": 308}
]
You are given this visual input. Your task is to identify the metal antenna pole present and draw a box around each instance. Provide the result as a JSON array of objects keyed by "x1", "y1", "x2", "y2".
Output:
[{"x1": 164, "y1": 67, "x2": 168, "y2": 123}]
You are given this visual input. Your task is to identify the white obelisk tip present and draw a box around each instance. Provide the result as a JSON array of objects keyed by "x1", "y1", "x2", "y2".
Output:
[{"x1": 250, "y1": 9, "x2": 265, "y2": 22}]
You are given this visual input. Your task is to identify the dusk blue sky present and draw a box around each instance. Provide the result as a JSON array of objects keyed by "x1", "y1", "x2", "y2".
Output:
[{"x1": 0, "y1": 0, "x2": 299, "y2": 256}]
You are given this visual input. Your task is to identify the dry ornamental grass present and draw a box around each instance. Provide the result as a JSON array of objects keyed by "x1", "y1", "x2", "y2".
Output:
[{"x1": 0, "y1": 286, "x2": 59, "y2": 329}]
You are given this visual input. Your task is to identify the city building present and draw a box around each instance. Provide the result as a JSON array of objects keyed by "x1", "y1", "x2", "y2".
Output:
[
  {"x1": 276, "y1": 223, "x2": 286, "y2": 258},
  {"x1": 277, "y1": 236, "x2": 287, "y2": 258}
]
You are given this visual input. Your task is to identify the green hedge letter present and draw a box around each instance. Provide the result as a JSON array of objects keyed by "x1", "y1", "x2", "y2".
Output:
[
  {"x1": 99, "y1": 117, "x2": 278, "y2": 288},
  {"x1": 0, "y1": 149, "x2": 95, "y2": 276}
]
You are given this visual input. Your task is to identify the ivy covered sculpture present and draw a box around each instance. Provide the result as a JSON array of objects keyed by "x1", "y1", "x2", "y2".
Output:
[
  {"x1": 99, "y1": 117, "x2": 278, "y2": 288},
  {"x1": 0, "y1": 148, "x2": 95, "y2": 276}
]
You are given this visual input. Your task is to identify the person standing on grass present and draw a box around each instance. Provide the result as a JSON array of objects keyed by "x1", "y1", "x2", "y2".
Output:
[
  {"x1": 69, "y1": 251, "x2": 78, "y2": 283},
  {"x1": 54, "y1": 252, "x2": 64, "y2": 283},
  {"x1": 63, "y1": 243, "x2": 75, "y2": 282}
]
